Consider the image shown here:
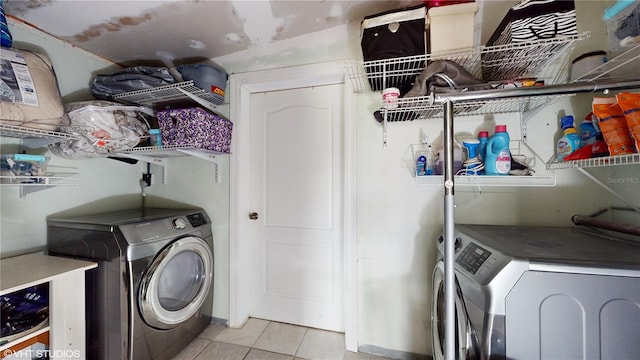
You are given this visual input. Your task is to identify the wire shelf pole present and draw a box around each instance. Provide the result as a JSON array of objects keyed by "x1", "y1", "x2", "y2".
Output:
[
  {"x1": 432, "y1": 79, "x2": 640, "y2": 103},
  {"x1": 442, "y1": 100, "x2": 456, "y2": 360}
]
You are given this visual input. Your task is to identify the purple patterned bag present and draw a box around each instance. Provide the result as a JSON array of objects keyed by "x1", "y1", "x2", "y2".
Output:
[{"x1": 156, "y1": 107, "x2": 232, "y2": 153}]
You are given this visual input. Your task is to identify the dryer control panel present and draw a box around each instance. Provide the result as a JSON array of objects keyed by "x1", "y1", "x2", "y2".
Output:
[
  {"x1": 456, "y1": 242, "x2": 492, "y2": 275},
  {"x1": 187, "y1": 213, "x2": 208, "y2": 227}
]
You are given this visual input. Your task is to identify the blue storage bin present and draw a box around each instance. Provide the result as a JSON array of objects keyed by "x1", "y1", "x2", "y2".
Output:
[{"x1": 177, "y1": 64, "x2": 228, "y2": 105}]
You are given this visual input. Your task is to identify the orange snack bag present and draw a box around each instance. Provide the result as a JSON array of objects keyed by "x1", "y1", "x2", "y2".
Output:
[
  {"x1": 592, "y1": 97, "x2": 636, "y2": 156},
  {"x1": 615, "y1": 92, "x2": 640, "y2": 152}
]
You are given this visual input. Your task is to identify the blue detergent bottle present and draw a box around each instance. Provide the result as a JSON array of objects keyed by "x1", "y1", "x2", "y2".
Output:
[
  {"x1": 484, "y1": 125, "x2": 511, "y2": 176},
  {"x1": 580, "y1": 112, "x2": 597, "y2": 145},
  {"x1": 556, "y1": 115, "x2": 582, "y2": 161},
  {"x1": 477, "y1": 131, "x2": 489, "y2": 161}
]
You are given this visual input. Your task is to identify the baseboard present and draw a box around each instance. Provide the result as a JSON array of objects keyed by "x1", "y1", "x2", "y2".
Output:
[
  {"x1": 211, "y1": 317, "x2": 228, "y2": 326},
  {"x1": 358, "y1": 344, "x2": 432, "y2": 360}
]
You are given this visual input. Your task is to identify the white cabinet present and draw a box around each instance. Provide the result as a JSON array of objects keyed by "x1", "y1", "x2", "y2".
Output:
[{"x1": 0, "y1": 253, "x2": 96, "y2": 359}]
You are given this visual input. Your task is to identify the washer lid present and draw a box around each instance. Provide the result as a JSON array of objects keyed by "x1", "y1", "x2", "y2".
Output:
[
  {"x1": 456, "y1": 224, "x2": 640, "y2": 270},
  {"x1": 48, "y1": 207, "x2": 203, "y2": 226}
]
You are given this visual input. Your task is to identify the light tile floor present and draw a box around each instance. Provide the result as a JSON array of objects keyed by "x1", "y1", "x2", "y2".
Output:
[{"x1": 171, "y1": 318, "x2": 391, "y2": 360}]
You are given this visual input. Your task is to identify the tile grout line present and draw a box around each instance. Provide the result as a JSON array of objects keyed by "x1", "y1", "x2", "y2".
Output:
[
  {"x1": 187, "y1": 338, "x2": 211, "y2": 360},
  {"x1": 251, "y1": 319, "x2": 272, "y2": 348},
  {"x1": 239, "y1": 319, "x2": 272, "y2": 360},
  {"x1": 293, "y1": 327, "x2": 309, "y2": 359}
]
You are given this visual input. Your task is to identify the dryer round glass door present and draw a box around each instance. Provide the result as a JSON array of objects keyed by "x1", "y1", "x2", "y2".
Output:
[
  {"x1": 431, "y1": 260, "x2": 478, "y2": 360},
  {"x1": 139, "y1": 236, "x2": 213, "y2": 329}
]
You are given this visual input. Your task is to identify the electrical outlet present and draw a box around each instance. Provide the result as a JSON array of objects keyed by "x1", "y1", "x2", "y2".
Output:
[{"x1": 142, "y1": 173, "x2": 152, "y2": 187}]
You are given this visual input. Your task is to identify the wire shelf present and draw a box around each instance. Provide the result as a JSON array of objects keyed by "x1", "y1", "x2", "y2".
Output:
[
  {"x1": 120, "y1": 144, "x2": 228, "y2": 157},
  {"x1": 1, "y1": 166, "x2": 78, "y2": 197},
  {"x1": 0, "y1": 124, "x2": 77, "y2": 140},
  {"x1": 352, "y1": 49, "x2": 482, "y2": 93},
  {"x1": 480, "y1": 33, "x2": 588, "y2": 82},
  {"x1": 416, "y1": 174, "x2": 556, "y2": 186},
  {"x1": 547, "y1": 153, "x2": 640, "y2": 170},
  {"x1": 113, "y1": 81, "x2": 223, "y2": 107},
  {"x1": 0, "y1": 174, "x2": 78, "y2": 186},
  {"x1": 379, "y1": 94, "x2": 571, "y2": 122},
  {"x1": 346, "y1": 33, "x2": 588, "y2": 94},
  {"x1": 573, "y1": 43, "x2": 640, "y2": 83}
]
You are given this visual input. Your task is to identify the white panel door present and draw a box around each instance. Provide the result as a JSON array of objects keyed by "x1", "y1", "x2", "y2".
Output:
[{"x1": 249, "y1": 84, "x2": 344, "y2": 331}]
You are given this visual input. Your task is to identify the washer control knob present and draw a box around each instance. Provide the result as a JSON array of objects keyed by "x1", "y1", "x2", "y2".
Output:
[{"x1": 172, "y1": 218, "x2": 187, "y2": 229}]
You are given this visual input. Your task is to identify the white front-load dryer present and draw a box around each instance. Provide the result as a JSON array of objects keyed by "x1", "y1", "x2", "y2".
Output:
[
  {"x1": 432, "y1": 224, "x2": 640, "y2": 360},
  {"x1": 47, "y1": 207, "x2": 214, "y2": 360}
]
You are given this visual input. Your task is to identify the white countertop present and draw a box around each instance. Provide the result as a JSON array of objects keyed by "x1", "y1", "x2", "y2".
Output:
[{"x1": 0, "y1": 252, "x2": 97, "y2": 295}]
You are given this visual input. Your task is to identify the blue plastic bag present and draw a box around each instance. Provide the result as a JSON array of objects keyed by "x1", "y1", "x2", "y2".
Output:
[{"x1": 0, "y1": 0, "x2": 12, "y2": 48}]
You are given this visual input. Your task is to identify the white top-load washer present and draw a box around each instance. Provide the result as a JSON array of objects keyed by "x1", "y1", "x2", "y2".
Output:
[{"x1": 432, "y1": 224, "x2": 640, "y2": 360}]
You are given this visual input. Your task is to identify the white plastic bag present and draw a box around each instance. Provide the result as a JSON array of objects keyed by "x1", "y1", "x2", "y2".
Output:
[{"x1": 49, "y1": 100, "x2": 151, "y2": 159}]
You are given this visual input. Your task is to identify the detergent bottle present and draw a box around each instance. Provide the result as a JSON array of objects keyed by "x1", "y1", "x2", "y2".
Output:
[
  {"x1": 580, "y1": 112, "x2": 597, "y2": 146},
  {"x1": 484, "y1": 125, "x2": 511, "y2": 175},
  {"x1": 477, "y1": 131, "x2": 489, "y2": 161},
  {"x1": 556, "y1": 115, "x2": 582, "y2": 161},
  {"x1": 415, "y1": 136, "x2": 435, "y2": 176},
  {"x1": 461, "y1": 137, "x2": 482, "y2": 175},
  {"x1": 434, "y1": 142, "x2": 463, "y2": 175}
]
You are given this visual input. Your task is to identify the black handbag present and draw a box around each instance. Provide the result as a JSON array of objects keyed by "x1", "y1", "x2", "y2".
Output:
[
  {"x1": 486, "y1": 0, "x2": 577, "y2": 46},
  {"x1": 482, "y1": 0, "x2": 577, "y2": 81}
]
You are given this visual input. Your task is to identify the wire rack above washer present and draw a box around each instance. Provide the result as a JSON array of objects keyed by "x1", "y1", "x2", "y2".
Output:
[
  {"x1": 380, "y1": 94, "x2": 572, "y2": 122},
  {"x1": 0, "y1": 124, "x2": 77, "y2": 140},
  {"x1": 113, "y1": 80, "x2": 223, "y2": 108},
  {"x1": 345, "y1": 32, "x2": 589, "y2": 94},
  {"x1": 547, "y1": 153, "x2": 640, "y2": 170}
]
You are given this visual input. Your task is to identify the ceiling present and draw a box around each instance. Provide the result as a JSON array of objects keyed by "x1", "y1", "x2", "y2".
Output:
[{"x1": 5, "y1": 0, "x2": 422, "y2": 66}]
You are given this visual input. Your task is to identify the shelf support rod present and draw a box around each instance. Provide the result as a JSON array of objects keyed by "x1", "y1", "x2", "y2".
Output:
[
  {"x1": 382, "y1": 110, "x2": 388, "y2": 149},
  {"x1": 442, "y1": 99, "x2": 456, "y2": 360},
  {"x1": 116, "y1": 154, "x2": 168, "y2": 184},
  {"x1": 432, "y1": 79, "x2": 640, "y2": 104},
  {"x1": 576, "y1": 168, "x2": 640, "y2": 214},
  {"x1": 176, "y1": 149, "x2": 221, "y2": 183}
]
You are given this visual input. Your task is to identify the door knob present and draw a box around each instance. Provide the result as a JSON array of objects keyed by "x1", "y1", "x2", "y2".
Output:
[{"x1": 249, "y1": 212, "x2": 259, "y2": 220}]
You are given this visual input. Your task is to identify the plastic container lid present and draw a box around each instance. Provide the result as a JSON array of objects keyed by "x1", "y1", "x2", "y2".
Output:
[
  {"x1": 495, "y1": 125, "x2": 507, "y2": 133},
  {"x1": 427, "y1": 2, "x2": 478, "y2": 16},
  {"x1": 560, "y1": 115, "x2": 575, "y2": 129},
  {"x1": 149, "y1": 129, "x2": 161, "y2": 134},
  {"x1": 177, "y1": 64, "x2": 228, "y2": 104},
  {"x1": 478, "y1": 131, "x2": 489, "y2": 138}
]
